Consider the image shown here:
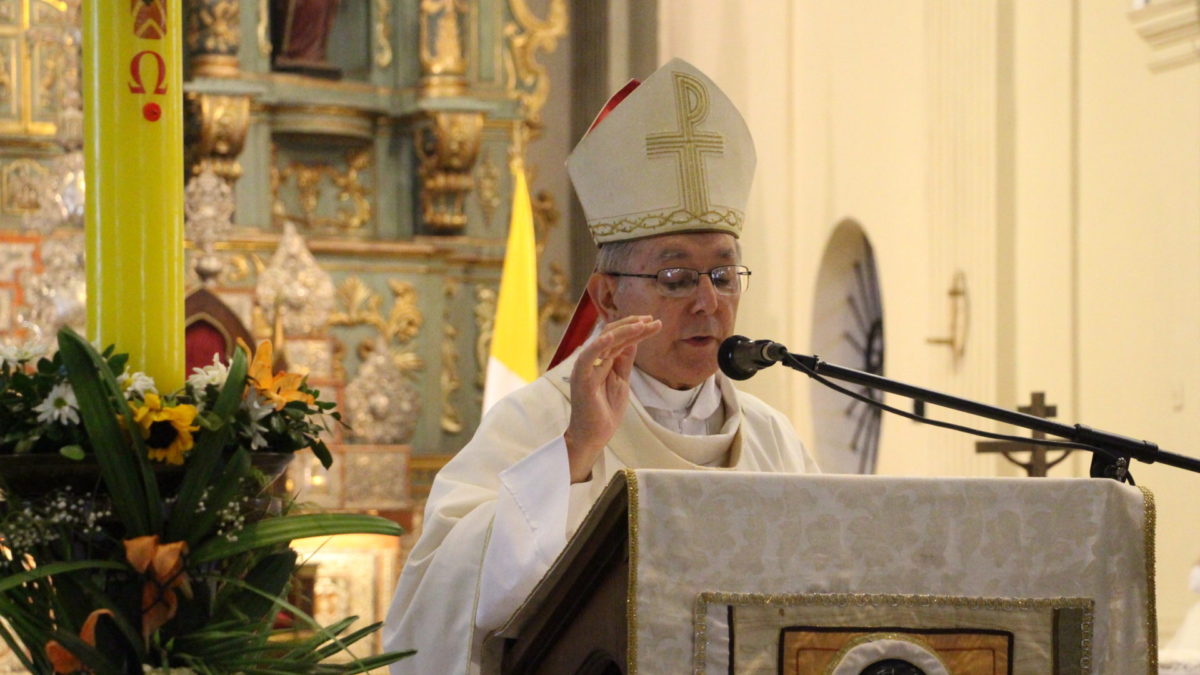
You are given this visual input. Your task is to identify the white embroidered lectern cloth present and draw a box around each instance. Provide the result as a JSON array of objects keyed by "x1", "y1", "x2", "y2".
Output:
[{"x1": 628, "y1": 471, "x2": 1154, "y2": 673}]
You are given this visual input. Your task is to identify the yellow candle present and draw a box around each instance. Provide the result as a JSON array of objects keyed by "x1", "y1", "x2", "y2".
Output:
[{"x1": 83, "y1": 0, "x2": 184, "y2": 392}]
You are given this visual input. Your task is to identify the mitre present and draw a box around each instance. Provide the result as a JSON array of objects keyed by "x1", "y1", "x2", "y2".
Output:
[{"x1": 567, "y1": 57, "x2": 757, "y2": 245}]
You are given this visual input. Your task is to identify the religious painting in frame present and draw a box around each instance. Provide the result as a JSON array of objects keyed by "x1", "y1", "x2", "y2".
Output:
[{"x1": 692, "y1": 592, "x2": 1093, "y2": 675}]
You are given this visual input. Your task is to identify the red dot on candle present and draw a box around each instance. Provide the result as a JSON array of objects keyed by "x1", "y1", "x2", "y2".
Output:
[{"x1": 142, "y1": 102, "x2": 161, "y2": 122}]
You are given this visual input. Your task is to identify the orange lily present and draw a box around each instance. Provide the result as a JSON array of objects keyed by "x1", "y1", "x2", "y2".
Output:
[
  {"x1": 124, "y1": 535, "x2": 192, "y2": 644},
  {"x1": 44, "y1": 608, "x2": 113, "y2": 673},
  {"x1": 239, "y1": 338, "x2": 315, "y2": 410}
]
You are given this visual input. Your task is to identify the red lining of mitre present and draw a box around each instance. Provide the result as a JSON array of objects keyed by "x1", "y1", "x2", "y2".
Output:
[{"x1": 547, "y1": 78, "x2": 642, "y2": 370}]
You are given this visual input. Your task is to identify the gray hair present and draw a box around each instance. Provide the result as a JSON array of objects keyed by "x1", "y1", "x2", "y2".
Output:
[
  {"x1": 594, "y1": 239, "x2": 643, "y2": 274},
  {"x1": 594, "y1": 237, "x2": 743, "y2": 275}
]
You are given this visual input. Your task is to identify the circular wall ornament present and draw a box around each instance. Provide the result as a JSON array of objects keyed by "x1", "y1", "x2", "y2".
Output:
[{"x1": 810, "y1": 221, "x2": 884, "y2": 474}]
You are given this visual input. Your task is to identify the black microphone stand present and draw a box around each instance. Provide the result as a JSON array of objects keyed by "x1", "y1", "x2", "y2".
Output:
[{"x1": 781, "y1": 351, "x2": 1200, "y2": 483}]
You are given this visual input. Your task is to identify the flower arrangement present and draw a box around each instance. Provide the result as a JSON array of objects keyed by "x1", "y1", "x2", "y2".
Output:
[{"x1": 0, "y1": 328, "x2": 412, "y2": 673}]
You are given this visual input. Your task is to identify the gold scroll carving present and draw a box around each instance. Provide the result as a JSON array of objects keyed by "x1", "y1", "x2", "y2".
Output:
[
  {"x1": 475, "y1": 147, "x2": 502, "y2": 229},
  {"x1": 271, "y1": 145, "x2": 374, "y2": 233},
  {"x1": 440, "y1": 278, "x2": 463, "y2": 434},
  {"x1": 530, "y1": 188, "x2": 570, "y2": 358},
  {"x1": 504, "y1": 0, "x2": 567, "y2": 128},
  {"x1": 474, "y1": 285, "x2": 496, "y2": 391},
  {"x1": 415, "y1": 111, "x2": 483, "y2": 233},
  {"x1": 186, "y1": 93, "x2": 250, "y2": 184},
  {"x1": 374, "y1": 0, "x2": 394, "y2": 68}
]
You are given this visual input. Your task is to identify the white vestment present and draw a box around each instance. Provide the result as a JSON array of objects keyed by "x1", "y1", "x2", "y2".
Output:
[{"x1": 382, "y1": 350, "x2": 818, "y2": 674}]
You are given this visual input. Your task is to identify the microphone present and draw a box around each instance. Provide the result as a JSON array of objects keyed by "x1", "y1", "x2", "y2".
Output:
[{"x1": 718, "y1": 335, "x2": 790, "y2": 380}]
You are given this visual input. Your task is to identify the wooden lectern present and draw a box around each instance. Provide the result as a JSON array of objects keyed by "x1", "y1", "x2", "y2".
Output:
[{"x1": 486, "y1": 470, "x2": 1156, "y2": 674}]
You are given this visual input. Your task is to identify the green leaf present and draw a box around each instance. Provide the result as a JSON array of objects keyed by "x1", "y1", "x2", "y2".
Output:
[
  {"x1": 165, "y1": 348, "x2": 248, "y2": 543},
  {"x1": 191, "y1": 514, "x2": 403, "y2": 565},
  {"x1": 0, "y1": 560, "x2": 127, "y2": 594},
  {"x1": 222, "y1": 549, "x2": 297, "y2": 623},
  {"x1": 182, "y1": 448, "x2": 251, "y2": 549},
  {"x1": 195, "y1": 410, "x2": 223, "y2": 430},
  {"x1": 59, "y1": 444, "x2": 85, "y2": 460},
  {"x1": 312, "y1": 621, "x2": 388, "y2": 658},
  {"x1": 310, "y1": 440, "x2": 334, "y2": 470},
  {"x1": 14, "y1": 435, "x2": 35, "y2": 454},
  {"x1": 46, "y1": 624, "x2": 124, "y2": 675},
  {"x1": 57, "y1": 327, "x2": 160, "y2": 534}
]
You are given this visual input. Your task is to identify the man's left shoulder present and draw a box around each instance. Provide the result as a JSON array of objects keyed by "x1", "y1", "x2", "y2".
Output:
[{"x1": 732, "y1": 386, "x2": 790, "y2": 425}]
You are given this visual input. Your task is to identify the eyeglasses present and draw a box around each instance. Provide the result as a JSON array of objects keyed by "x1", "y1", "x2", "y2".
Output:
[{"x1": 604, "y1": 265, "x2": 751, "y2": 298}]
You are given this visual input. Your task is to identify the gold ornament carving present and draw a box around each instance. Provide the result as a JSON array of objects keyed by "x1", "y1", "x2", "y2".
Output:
[
  {"x1": 419, "y1": 0, "x2": 467, "y2": 96},
  {"x1": 440, "y1": 279, "x2": 463, "y2": 434},
  {"x1": 528, "y1": 187, "x2": 570, "y2": 358},
  {"x1": 330, "y1": 277, "x2": 424, "y2": 346},
  {"x1": 256, "y1": 0, "x2": 271, "y2": 57},
  {"x1": 187, "y1": 0, "x2": 240, "y2": 77},
  {"x1": 373, "y1": 0, "x2": 393, "y2": 69},
  {"x1": 538, "y1": 262, "x2": 570, "y2": 359},
  {"x1": 272, "y1": 146, "x2": 374, "y2": 232},
  {"x1": 0, "y1": 0, "x2": 73, "y2": 137},
  {"x1": 0, "y1": 46, "x2": 11, "y2": 105},
  {"x1": 2, "y1": 159, "x2": 46, "y2": 214},
  {"x1": 475, "y1": 147, "x2": 501, "y2": 229},
  {"x1": 504, "y1": 0, "x2": 567, "y2": 128},
  {"x1": 416, "y1": 112, "x2": 483, "y2": 234},
  {"x1": 474, "y1": 286, "x2": 496, "y2": 391},
  {"x1": 186, "y1": 93, "x2": 250, "y2": 183},
  {"x1": 35, "y1": 31, "x2": 62, "y2": 115}
]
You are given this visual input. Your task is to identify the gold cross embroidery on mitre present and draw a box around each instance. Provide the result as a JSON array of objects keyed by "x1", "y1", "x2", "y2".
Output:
[{"x1": 645, "y1": 72, "x2": 725, "y2": 214}]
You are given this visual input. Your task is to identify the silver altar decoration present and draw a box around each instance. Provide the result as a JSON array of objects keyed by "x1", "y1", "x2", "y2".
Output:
[
  {"x1": 345, "y1": 342, "x2": 421, "y2": 444},
  {"x1": 16, "y1": 232, "x2": 86, "y2": 346},
  {"x1": 24, "y1": 0, "x2": 83, "y2": 235},
  {"x1": 255, "y1": 221, "x2": 335, "y2": 336},
  {"x1": 185, "y1": 168, "x2": 235, "y2": 285}
]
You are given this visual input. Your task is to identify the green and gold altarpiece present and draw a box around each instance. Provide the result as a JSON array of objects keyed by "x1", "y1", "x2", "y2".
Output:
[{"x1": 0, "y1": 1, "x2": 569, "y2": 660}]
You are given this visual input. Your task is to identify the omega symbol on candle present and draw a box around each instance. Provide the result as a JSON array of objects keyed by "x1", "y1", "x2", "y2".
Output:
[
  {"x1": 128, "y1": 51, "x2": 167, "y2": 95},
  {"x1": 129, "y1": 1, "x2": 167, "y2": 122}
]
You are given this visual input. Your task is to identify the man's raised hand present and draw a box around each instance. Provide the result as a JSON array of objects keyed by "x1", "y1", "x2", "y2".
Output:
[{"x1": 563, "y1": 315, "x2": 661, "y2": 483}]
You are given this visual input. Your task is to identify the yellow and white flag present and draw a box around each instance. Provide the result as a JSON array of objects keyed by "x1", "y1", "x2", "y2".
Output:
[{"x1": 482, "y1": 163, "x2": 539, "y2": 413}]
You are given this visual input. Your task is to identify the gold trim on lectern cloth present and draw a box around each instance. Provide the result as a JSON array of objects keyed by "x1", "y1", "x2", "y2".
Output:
[
  {"x1": 1139, "y1": 485, "x2": 1158, "y2": 675},
  {"x1": 691, "y1": 592, "x2": 1095, "y2": 675},
  {"x1": 625, "y1": 469, "x2": 640, "y2": 674}
]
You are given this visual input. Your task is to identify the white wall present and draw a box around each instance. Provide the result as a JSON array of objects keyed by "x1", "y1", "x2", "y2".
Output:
[{"x1": 658, "y1": 0, "x2": 1200, "y2": 641}]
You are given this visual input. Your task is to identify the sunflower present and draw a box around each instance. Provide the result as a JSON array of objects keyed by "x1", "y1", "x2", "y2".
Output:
[{"x1": 130, "y1": 393, "x2": 199, "y2": 465}]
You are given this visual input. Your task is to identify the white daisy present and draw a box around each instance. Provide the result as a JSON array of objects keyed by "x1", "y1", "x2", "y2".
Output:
[
  {"x1": 187, "y1": 353, "x2": 230, "y2": 398},
  {"x1": 34, "y1": 382, "x2": 80, "y2": 426},
  {"x1": 0, "y1": 341, "x2": 46, "y2": 368},
  {"x1": 117, "y1": 370, "x2": 158, "y2": 399}
]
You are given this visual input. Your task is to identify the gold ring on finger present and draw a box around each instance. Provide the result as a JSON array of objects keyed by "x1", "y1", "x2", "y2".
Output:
[{"x1": 592, "y1": 358, "x2": 604, "y2": 367}]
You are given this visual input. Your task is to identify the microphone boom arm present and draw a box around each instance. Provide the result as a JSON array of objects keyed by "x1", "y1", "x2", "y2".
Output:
[{"x1": 784, "y1": 352, "x2": 1200, "y2": 478}]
